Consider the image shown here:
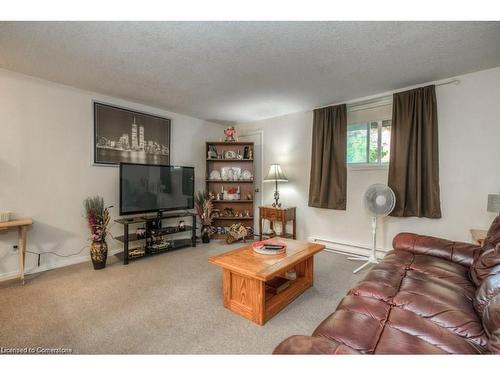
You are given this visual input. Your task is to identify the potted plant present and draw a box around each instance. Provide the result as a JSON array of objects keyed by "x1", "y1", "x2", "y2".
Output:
[
  {"x1": 195, "y1": 191, "x2": 213, "y2": 243},
  {"x1": 83, "y1": 196, "x2": 110, "y2": 270}
]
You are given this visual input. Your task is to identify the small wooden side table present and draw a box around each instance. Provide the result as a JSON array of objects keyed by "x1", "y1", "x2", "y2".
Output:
[
  {"x1": 0, "y1": 218, "x2": 32, "y2": 284},
  {"x1": 259, "y1": 206, "x2": 296, "y2": 240},
  {"x1": 470, "y1": 229, "x2": 487, "y2": 247}
]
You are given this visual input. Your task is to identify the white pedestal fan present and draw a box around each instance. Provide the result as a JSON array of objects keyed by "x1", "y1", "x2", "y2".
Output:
[{"x1": 348, "y1": 184, "x2": 396, "y2": 274}]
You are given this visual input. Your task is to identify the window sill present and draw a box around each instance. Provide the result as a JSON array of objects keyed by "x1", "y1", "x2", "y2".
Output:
[{"x1": 347, "y1": 164, "x2": 389, "y2": 171}]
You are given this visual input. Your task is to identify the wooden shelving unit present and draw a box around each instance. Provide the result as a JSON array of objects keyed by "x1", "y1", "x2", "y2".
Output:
[{"x1": 206, "y1": 141, "x2": 255, "y2": 239}]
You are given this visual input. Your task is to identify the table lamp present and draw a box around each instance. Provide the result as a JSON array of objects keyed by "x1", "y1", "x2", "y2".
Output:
[
  {"x1": 487, "y1": 194, "x2": 500, "y2": 215},
  {"x1": 264, "y1": 164, "x2": 288, "y2": 207}
]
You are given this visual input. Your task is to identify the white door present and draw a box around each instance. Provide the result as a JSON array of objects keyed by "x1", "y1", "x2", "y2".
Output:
[{"x1": 239, "y1": 131, "x2": 263, "y2": 235}]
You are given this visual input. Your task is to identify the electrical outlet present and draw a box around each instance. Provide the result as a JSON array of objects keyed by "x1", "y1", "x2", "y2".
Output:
[{"x1": 12, "y1": 245, "x2": 18, "y2": 252}]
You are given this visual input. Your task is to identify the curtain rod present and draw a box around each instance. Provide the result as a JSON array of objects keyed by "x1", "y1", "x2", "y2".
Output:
[
  {"x1": 435, "y1": 79, "x2": 460, "y2": 87},
  {"x1": 320, "y1": 79, "x2": 461, "y2": 112}
]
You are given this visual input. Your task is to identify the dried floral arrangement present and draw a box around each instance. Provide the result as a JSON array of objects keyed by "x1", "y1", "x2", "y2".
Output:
[
  {"x1": 195, "y1": 191, "x2": 214, "y2": 226},
  {"x1": 83, "y1": 196, "x2": 110, "y2": 242}
]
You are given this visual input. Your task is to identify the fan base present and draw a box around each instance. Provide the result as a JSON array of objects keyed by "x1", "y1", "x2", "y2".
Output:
[{"x1": 348, "y1": 255, "x2": 379, "y2": 274}]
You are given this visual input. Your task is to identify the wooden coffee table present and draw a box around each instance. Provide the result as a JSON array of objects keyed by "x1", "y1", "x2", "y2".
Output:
[{"x1": 208, "y1": 238, "x2": 325, "y2": 325}]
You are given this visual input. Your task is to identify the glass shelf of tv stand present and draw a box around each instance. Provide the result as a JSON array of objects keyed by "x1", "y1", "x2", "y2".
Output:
[
  {"x1": 114, "y1": 225, "x2": 194, "y2": 243},
  {"x1": 124, "y1": 238, "x2": 194, "y2": 261},
  {"x1": 114, "y1": 211, "x2": 196, "y2": 225}
]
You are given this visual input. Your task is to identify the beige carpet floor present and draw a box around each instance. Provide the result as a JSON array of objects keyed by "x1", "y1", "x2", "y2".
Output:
[{"x1": 0, "y1": 241, "x2": 363, "y2": 354}]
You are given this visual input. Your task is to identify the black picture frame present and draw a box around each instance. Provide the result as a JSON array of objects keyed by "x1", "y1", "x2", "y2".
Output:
[{"x1": 93, "y1": 101, "x2": 171, "y2": 166}]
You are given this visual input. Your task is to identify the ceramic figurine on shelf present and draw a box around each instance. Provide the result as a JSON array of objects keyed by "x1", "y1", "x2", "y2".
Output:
[
  {"x1": 223, "y1": 126, "x2": 237, "y2": 142},
  {"x1": 207, "y1": 145, "x2": 218, "y2": 159},
  {"x1": 136, "y1": 227, "x2": 146, "y2": 239},
  {"x1": 243, "y1": 146, "x2": 250, "y2": 159}
]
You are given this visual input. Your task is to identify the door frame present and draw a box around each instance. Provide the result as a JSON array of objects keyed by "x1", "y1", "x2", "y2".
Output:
[{"x1": 239, "y1": 129, "x2": 264, "y2": 210}]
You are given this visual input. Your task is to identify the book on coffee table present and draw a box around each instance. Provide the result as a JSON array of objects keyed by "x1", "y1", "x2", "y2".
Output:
[{"x1": 265, "y1": 276, "x2": 291, "y2": 294}]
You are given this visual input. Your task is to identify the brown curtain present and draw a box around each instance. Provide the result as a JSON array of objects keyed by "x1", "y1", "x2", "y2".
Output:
[
  {"x1": 388, "y1": 85, "x2": 441, "y2": 218},
  {"x1": 308, "y1": 104, "x2": 347, "y2": 210}
]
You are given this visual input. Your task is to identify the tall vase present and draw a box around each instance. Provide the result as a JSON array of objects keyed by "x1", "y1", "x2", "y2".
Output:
[
  {"x1": 201, "y1": 225, "x2": 211, "y2": 244},
  {"x1": 90, "y1": 240, "x2": 108, "y2": 270}
]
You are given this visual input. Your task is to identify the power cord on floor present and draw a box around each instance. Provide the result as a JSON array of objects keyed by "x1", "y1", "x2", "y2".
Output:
[
  {"x1": 21, "y1": 220, "x2": 117, "y2": 267},
  {"x1": 25, "y1": 245, "x2": 89, "y2": 267}
]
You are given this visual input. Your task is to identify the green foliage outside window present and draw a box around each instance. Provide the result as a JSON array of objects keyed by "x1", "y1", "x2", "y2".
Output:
[{"x1": 347, "y1": 120, "x2": 391, "y2": 165}]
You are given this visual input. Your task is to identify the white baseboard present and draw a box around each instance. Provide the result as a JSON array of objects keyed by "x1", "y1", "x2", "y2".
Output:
[
  {"x1": 308, "y1": 236, "x2": 390, "y2": 258},
  {"x1": 0, "y1": 247, "x2": 123, "y2": 283}
]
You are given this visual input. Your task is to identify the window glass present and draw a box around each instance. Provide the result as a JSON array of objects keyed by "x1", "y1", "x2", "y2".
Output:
[
  {"x1": 347, "y1": 120, "x2": 391, "y2": 165},
  {"x1": 347, "y1": 124, "x2": 368, "y2": 164},
  {"x1": 381, "y1": 120, "x2": 391, "y2": 163},
  {"x1": 369, "y1": 121, "x2": 379, "y2": 163}
]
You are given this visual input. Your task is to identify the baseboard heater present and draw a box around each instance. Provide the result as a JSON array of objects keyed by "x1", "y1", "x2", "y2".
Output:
[{"x1": 308, "y1": 236, "x2": 389, "y2": 259}]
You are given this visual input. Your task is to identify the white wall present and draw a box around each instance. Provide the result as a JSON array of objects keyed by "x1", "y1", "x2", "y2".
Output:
[
  {"x1": 238, "y1": 67, "x2": 500, "y2": 252},
  {"x1": 0, "y1": 69, "x2": 223, "y2": 279}
]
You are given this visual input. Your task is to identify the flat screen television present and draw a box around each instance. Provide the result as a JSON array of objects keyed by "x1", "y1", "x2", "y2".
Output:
[{"x1": 119, "y1": 163, "x2": 195, "y2": 215}]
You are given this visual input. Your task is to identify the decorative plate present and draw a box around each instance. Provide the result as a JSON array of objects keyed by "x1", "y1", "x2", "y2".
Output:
[
  {"x1": 225, "y1": 150, "x2": 237, "y2": 159},
  {"x1": 209, "y1": 170, "x2": 221, "y2": 180},
  {"x1": 221, "y1": 167, "x2": 230, "y2": 180},
  {"x1": 242, "y1": 170, "x2": 253, "y2": 180},
  {"x1": 231, "y1": 167, "x2": 241, "y2": 180}
]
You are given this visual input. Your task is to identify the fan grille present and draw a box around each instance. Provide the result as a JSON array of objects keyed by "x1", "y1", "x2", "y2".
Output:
[{"x1": 364, "y1": 184, "x2": 396, "y2": 217}]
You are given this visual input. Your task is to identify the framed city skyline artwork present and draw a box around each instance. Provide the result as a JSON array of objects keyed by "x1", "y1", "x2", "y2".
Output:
[{"x1": 93, "y1": 102, "x2": 171, "y2": 166}]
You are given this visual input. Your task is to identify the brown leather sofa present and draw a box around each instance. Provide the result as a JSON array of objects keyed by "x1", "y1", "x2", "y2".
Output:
[{"x1": 274, "y1": 217, "x2": 500, "y2": 354}]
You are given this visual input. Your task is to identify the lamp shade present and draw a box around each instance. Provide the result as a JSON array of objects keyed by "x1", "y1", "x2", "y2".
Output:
[
  {"x1": 487, "y1": 194, "x2": 500, "y2": 213},
  {"x1": 264, "y1": 164, "x2": 288, "y2": 182}
]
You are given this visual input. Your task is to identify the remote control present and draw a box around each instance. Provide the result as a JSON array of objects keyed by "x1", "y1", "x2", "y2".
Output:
[{"x1": 264, "y1": 244, "x2": 285, "y2": 250}]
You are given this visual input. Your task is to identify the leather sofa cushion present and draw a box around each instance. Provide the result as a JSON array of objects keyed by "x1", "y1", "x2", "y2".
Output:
[
  {"x1": 393, "y1": 233, "x2": 482, "y2": 267},
  {"x1": 470, "y1": 245, "x2": 500, "y2": 287},
  {"x1": 376, "y1": 307, "x2": 485, "y2": 354},
  {"x1": 483, "y1": 292, "x2": 500, "y2": 353},
  {"x1": 313, "y1": 250, "x2": 488, "y2": 353},
  {"x1": 351, "y1": 251, "x2": 474, "y2": 302},
  {"x1": 474, "y1": 273, "x2": 500, "y2": 353},
  {"x1": 475, "y1": 271, "x2": 500, "y2": 315},
  {"x1": 393, "y1": 273, "x2": 485, "y2": 346},
  {"x1": 273, "y1": 335, "x2": 360, "y2": 354},
  {"x1": 483, "y1": 215, "x2": 500, "y2": 251},
  {"x1": 313, "y1": 295, "x2": 390, "y2": 353}
]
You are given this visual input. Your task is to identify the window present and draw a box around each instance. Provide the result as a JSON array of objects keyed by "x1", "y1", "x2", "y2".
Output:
[{"x1": 347, "y1": 120, "x2": 391, "y2": 166}]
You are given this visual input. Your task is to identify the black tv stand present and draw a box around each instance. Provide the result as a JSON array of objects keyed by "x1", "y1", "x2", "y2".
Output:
[{"x1": 115, "y1": 211, "x2": 196, "y2": 265}]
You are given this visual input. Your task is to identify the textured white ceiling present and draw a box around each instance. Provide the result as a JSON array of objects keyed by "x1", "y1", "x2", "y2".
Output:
[{"x1": 1, "y1": 21, "x2": 499, "y2": 123}]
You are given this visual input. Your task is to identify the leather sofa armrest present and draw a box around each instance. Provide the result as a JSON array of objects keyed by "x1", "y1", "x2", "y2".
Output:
[
  {"x1": 273, "y1": 335, "x2": 359, "y2": 355},
  {"x1": 393, "y1": 232, "x2": 482, "y2": 267}
]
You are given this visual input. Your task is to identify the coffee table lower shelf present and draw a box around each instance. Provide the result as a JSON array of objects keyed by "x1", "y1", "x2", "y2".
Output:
[{"x1": 220, "y1": 256, "x2": 313, "y2": 325}]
